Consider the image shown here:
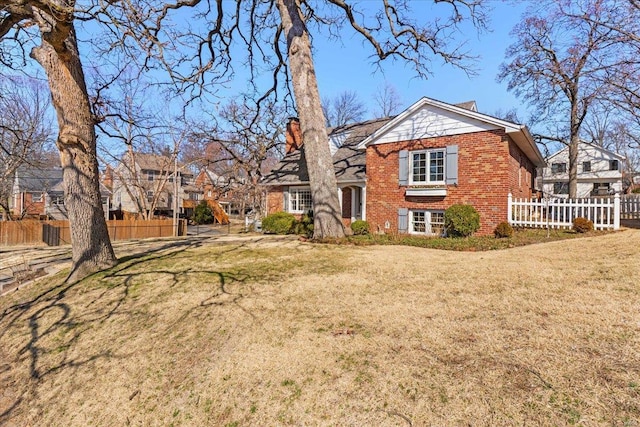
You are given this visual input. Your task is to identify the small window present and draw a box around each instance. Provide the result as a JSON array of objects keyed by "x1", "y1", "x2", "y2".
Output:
[
  {"x1": 207, "y1": 190, "x2": 212, "y2": 197},
  {"x1": 409, "y1": 210, "x2": 445, "y2": 236},
  {"x1": 289, "y1": 188, "x2": 312, "y2": 213},
  {"x1": 146, "y1": 190, "x2": 154, "y2": 202},
  {"x1": 551, "y1": 163, "x2": 567, "y2": 174},
  {"x1": 609, "y1": 160, "x2": 619, "y2": 171},
  {"x1": 553, "y1": 182, "x2": 569, "y2": 194},
  {"x1": 582, "y1": 161, "x2": 591, "y2": 172},
  {"x1": 147, "y1": 171, "x2": 154, "y2": 181},
  {"x1": 52, "y1": 195, "x2": 64, "y2": 205},
  {"x1": 30, "y1": 192, "x2": 43, "y2": 203},
  {"x1": 410, "y1": 149, "x2": 445, "y2": 184}
]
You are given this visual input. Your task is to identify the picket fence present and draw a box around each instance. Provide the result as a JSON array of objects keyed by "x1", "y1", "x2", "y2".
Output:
[{"x1": 508, "y1": 193, "x2": 620, "y2": 230}]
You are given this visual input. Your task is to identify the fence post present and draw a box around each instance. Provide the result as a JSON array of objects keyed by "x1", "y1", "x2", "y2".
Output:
[
  {"x1": 507, "y1": 193, "x2": 513, "y2": 225},
  {"x1": 614, "y1": 193, "x2": 620, "y2": 230}
]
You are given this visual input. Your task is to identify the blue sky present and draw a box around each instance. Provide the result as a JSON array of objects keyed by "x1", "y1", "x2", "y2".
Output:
[{"x1": 309, "y1": 1, "x2": 529, "y2": 119}]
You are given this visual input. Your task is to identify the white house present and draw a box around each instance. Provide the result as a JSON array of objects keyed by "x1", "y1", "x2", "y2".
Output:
[{"x1": 538, "y1": 141, "x2": 625, "y2": 197}]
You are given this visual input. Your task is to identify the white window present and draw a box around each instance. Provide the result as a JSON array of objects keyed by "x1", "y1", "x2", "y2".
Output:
[
  {"x1": 146, "y1": 190, "x2": 154, "y2": 202},
  {"x1": 410, "y1": 149, "x2": 445, "y2": 185},
  {"x1": 52, "y1": 195, "x2": 64, "y2": 205},
  {"x1": 147, "y1": 171, "x2": 154, "y2": 181},
  {"x1": 289, "y1": 188, "x2": 312, "y2": 213},
  {"x1": 410, "y1": 210, "x2": 445, "y2": 236},
  {"x1": 30, "y1": 192, "x2": 43, "y2": 203}
]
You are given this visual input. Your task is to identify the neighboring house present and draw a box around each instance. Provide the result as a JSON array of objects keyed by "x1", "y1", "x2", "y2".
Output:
[
  {"x1": 263, "y1": 97, "x2": 546, "y2": 236},
  {"x1": 538, "y1": 141, "x2": 625, "y2": 197},
  {"x1": 108, "y1": 153, "x2": 196, "y2": 218},
  {"x1": 12, "y1": 167, "x2": 110, "y2": 219},
  {"x1": 195, "y1": 169, "x2": 245, "y2": 216}
]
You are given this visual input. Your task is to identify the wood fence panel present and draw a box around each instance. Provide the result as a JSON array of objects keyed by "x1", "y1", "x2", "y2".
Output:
[
  {"x1": 621, "y1": 195, "x2": 640, "y2": 219},
  {"x1": 0, "y1": 219, "x2": 185, "y2": 246}
]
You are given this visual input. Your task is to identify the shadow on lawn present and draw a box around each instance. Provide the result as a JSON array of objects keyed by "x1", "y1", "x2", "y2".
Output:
[{"x1": 0, "y1": 236, "x2": 266, "y2": 423}]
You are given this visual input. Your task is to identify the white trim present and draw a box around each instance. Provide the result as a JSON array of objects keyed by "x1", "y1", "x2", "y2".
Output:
[
  {"x1": 356, "y1": 96, "x2": 545, "y2": 167},
  {"x1": 409, "y1": 209, "x2": 445, "y2": 236},
  {"x1": 408, "y1": 149, "x2": 446, "y2": 186},
  {"x1": 288, "y1": 186, "x2": 312, "y2": 214}
]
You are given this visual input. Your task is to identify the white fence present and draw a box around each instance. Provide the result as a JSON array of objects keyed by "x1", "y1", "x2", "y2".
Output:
[
  {"x1": 621, "y1": 195, "x2": 640, "y2": 219},
  {"x1": 508, "y1": 193, "x2": 620, "y2": 230}
]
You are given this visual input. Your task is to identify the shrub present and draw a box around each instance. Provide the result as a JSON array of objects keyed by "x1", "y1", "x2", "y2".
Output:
[
  {"x1": 262, "y1": 211, "x2": 297, "y2": 234},
  {"x1": 192, "y1": 201, "x2": 214, "y2": 224},
  {"x1": 572, "y1": 217, "x2": 594, "y2": 233},
  {"x1": 632, "y1": 187, "x2": 640, "y2": 194},
  {"x1": 293, "y1": 210, "x2": 314, "y2": 238},
  {"x1": 445, "y1": 204, "x2": 480, "y2": 237},
  {"x1": 350, "y1": 220, "x2": 370, "y2": 235},
  {"x1": 494, "y1": 221, "x2": 514, "y2": 238}
]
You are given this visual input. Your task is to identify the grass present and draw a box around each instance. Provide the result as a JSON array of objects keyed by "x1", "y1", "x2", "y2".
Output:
[{"x1": 0, "y1": 230, "x2": 639, "y2": 425}]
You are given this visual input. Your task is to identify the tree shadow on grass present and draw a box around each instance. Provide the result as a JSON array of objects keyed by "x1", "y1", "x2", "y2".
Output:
[{"x1": 0, "y1": 237, "x2": 271, "y2": 424}]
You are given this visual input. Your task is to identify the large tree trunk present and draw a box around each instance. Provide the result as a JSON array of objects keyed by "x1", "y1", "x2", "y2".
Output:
[
  {"x1": 31, "y1": 21, "x2": 117, "y2": 282},
  {"x1": 276, "y1": 0, "x2": 346, "y2": 239}
]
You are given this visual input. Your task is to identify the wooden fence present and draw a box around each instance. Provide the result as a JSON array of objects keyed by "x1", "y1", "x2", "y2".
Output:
[
  {"x1": 621, "y1": 195, "x2": 640, "y2": 219},
  {"x1": 1, "y1": 219, "x2": 186, "y2": 246},
  {"x1": 508, "y1": 193, "x2": 620, "y2": 230}
]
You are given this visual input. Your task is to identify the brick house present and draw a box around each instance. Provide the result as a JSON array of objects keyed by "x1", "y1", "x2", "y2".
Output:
[
  {"x1": 263, "y1": 97, "x2": 546, "y2": 236},
  {"x1": 12, "y1": 167, "x2": 110, "y2": 220}
]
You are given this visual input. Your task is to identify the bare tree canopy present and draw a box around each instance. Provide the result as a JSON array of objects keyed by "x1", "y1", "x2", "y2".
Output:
[
  {"x1": 372, "y1": 81, "x2": 403, "y2": 118},
  {"x1": 498, "y1": 0, "x2": 640, "y2": 198},
  {"x1": 0, "y1": 76, "x2": 54, "y2": 218},
  {"x1": 322, "y1": 90, "x2": 367, "y2": 128}
]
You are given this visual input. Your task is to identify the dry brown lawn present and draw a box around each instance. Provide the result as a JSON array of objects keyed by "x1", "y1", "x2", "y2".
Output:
[{"x1": 0, "y1": 231, "x2": 639, "y2": 426}]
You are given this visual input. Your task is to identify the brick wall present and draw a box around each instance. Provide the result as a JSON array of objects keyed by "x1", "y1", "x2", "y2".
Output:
[
  {"x1": 266, "y1": 186, "x2": 284, "y2": 214},
  {"x1": 365, "y1": 130, "x2": 534, "y2": 236}
]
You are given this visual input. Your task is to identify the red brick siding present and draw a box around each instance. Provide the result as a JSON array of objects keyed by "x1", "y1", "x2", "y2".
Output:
[
  {"x1": 365, "y1": 130, "x2": 525, "y2": 236},
  {"x1": 266, "y1": 186, "x2": 285, "y2": 214},
  {"x1": 508, "y1": 141, "x2": 536, "y2": 198}
]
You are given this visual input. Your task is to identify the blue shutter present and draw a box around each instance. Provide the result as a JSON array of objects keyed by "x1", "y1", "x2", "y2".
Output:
[
  {"x1": 398, "y1": 208, "x2": 409, "y2": 234},
  {"x1": 399, "y1": 150, "x2": 409, "y2": 186},
  {"x1": 446, "y1": 145, "x2": 458, "y2": 185},
  {"x1": 283, "y1": 187, "x2": 289, "y2": 211}
]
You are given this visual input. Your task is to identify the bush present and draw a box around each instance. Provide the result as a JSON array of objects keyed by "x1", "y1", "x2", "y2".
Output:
[
  {"x1": 494, "y1": 221, "x2": 514, "y2": 238},
  {"x1": 632, "y1": 187, "x2": 640, "y2": 194},
  {"x1": 293, "y1": 211, "x2": 314, "y2": 238},
  {"x1": 192, "y1": 201, "x2": 214, "y2": 224},
  {"x1": 445, "y1": 204, "x2": 480, "y2": 237},
  {"x1": 572, "y1": 217, "x2": 594, "y2": 233},
  {"x1": 350, "y1": 220, "x2": 370, "y2": 235},
  {"x1": 262, "y1": 211, "x2": 297, "y2": 234}
]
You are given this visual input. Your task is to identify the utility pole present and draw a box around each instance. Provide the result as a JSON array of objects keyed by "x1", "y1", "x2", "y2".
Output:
[{"x1": 173, "y1": 154, "x2": 178, "y2": 236}]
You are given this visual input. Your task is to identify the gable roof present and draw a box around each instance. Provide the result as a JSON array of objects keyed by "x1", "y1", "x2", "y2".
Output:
[
  {"x1": 14, "y1": 167, "x2": 63, "y2": 192},
  {"x1": 546, "y1": 140, "x2": 626, "y2": 162},
  {"x1": 262, "y1": 117, "x2": 391, "y2": 186},
  {"x1": 356, "y1": 97, "x2": 546, "y2": 167}
]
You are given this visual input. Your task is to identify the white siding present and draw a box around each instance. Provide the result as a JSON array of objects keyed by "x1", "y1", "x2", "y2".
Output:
[{"x1": 368, "y1": 104, "x2": 499, "y2": 145}]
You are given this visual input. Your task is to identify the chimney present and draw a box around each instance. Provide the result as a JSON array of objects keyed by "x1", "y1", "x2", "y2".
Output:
[
  {"x1": 285, "y1": 117, "x2": 303, "y2": 154},
  {"x1": 102, "y1": 165, "x2": 113, "y2": 191}
]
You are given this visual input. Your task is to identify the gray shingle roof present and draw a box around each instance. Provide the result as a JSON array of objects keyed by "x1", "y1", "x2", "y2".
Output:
[
  {"x1": 263, "y1": 117, "x2": 392, "y2": 186},
  {"x1": 15, "y1": 167, "x2": 63, "y2": 192}
]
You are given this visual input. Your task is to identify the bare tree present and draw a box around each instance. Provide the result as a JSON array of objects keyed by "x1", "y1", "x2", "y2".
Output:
[
  {"x1": 1, "y1": 2, "x2": 117, "y2": 281},
  {"x1": 499, "y1": 0, "x2": 636, "y2": 198},
  {"x1": 322, "y1": 90, "x2": 367, "y2": 128},
  {"x1": 0, "y1": 76, "x2": 54, "y2": 219},
  {"x1": 372, "y1": 82, "x2": 403, "y2": 118},
  {"x1": 186, "y1": 97, "x2": 286, "y2": 216}
]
